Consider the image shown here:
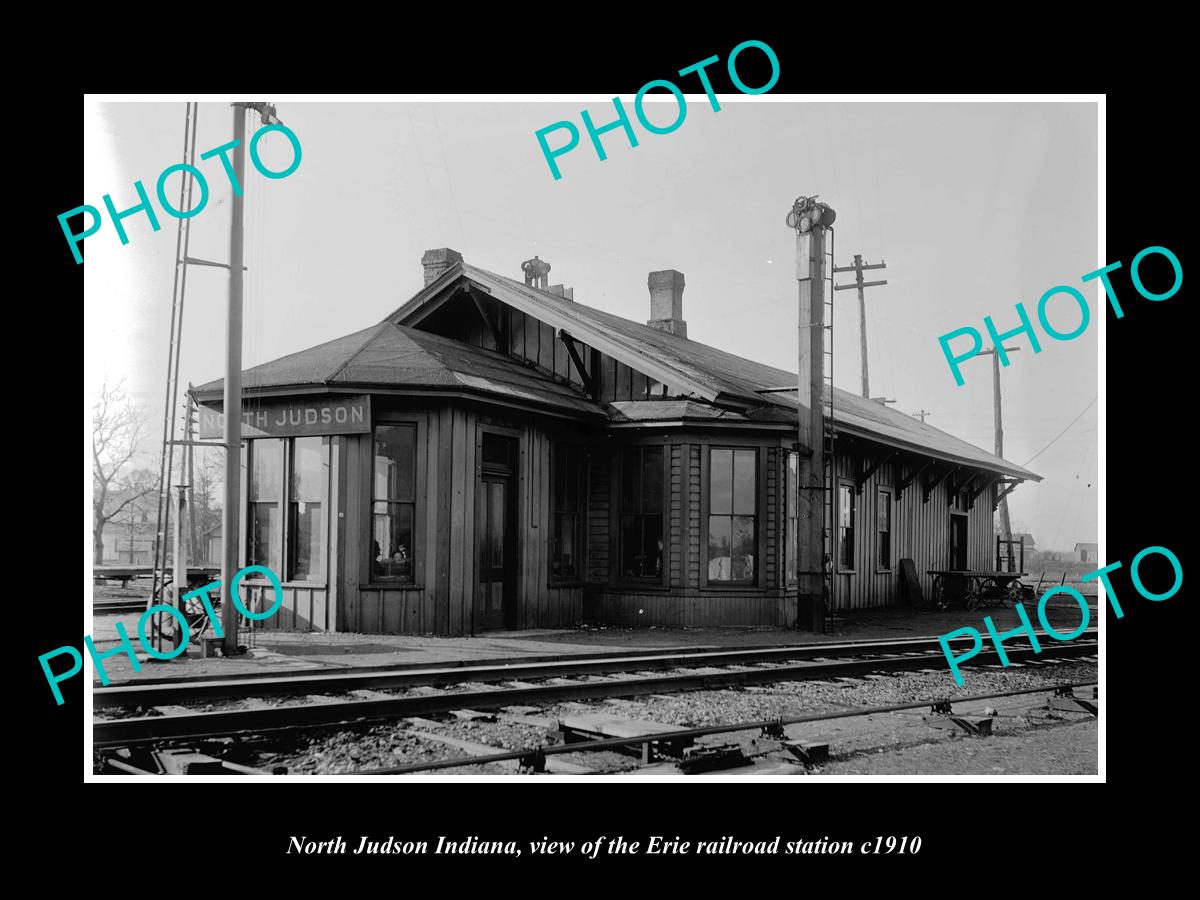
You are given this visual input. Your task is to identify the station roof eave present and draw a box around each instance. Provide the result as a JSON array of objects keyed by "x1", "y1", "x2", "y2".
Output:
[{"x1": 190, "y1": 320, "x2": 608, "y2": 422}]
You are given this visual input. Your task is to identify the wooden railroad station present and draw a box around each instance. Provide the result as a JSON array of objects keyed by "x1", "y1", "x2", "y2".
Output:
[{"x1": 190, "y1": 248, "x2": 1040, "y2": 636}]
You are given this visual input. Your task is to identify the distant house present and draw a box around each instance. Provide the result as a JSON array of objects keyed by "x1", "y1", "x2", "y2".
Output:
[
  {"x1": 1012, "y1": 532, "x2": 1037, "y2": 552},
  {"x1": 101, "y1": 521, "x2": 157, "y2": 565},
  {"x1": 1074, "y1": 542, "x2": 1098, "y2": 563}
]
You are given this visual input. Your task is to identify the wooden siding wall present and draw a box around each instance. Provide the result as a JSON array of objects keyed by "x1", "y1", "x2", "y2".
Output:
[
  {"x1": 830, "y1": 449, "x2": 994, "y2": 610},
  {"x1": 338, "y1": 406, "x2": 582, "y2": 635},
  {"x1": 587, "y1": 437, "x2": 790, "y2": 628},
  {"x1": 432, "y1": 295, "x2": 687, "y2": 403},
  {"x1": 518, "y1": 426, "x2": 585, "y2": 628}
]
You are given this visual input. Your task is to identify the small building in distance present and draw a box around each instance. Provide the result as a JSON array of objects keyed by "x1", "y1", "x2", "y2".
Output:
[
  {"x1": 191, "y1": 249, "x2": 1041, "y2": 635},
  {"x1": 1074, "y1": 542, "x2": 1099, "y2": 563}
]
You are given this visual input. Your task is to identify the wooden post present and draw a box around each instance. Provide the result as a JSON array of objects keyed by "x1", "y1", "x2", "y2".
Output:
[
  {"x1": 221, "y1": 104, "x2": 247, "y2": 656},
  {"x1": 980, "y1": 346, "x2": 1019, "y2": 555}
]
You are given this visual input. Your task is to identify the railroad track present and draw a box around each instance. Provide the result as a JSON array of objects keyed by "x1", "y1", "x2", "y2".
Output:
[
  {"x1": 93, "y1": 599, "x2": 148, "y2": 615},
  {"x1": 93, "y1": 631, "x2": 1098, "y2": 747}
]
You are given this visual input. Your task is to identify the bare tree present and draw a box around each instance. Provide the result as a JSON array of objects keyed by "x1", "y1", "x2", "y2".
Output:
[{"x1": 93, "y1": 381, "x2": 157, "y2": 564}]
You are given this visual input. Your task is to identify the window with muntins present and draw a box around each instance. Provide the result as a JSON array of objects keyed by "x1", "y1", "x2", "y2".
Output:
[
  {"x1": 372, "y1": 424, "x2": 416, "y2": 581},
  {"x1": 619, "y1": 446, "x2": 664, "y2": 582},
  {"x1": 708, "y1": 448, "x2": 757, "y2": 584}
]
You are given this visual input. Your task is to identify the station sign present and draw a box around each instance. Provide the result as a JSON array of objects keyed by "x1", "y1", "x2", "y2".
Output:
[{"x1": 198, "y1": 395, "x2": 370, "y2": 438}]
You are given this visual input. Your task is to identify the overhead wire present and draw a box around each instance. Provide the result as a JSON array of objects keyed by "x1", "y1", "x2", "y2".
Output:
[{"x1": 1021, "y1": 396, "x2": 1098, "y2": 467}]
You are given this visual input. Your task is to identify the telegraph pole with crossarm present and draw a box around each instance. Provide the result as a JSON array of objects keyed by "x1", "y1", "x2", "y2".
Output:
[
  {"x1": 833, "y1": 254, "x2": 887, "y2": 399},
  {"x1": 978, "y1": 345, "x2": 1020, "y2": 554}
]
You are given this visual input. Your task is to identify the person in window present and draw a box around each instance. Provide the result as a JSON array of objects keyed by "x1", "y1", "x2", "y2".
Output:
[{"x1": 373, "y1": 540, "x2": 383, "y2": 577}]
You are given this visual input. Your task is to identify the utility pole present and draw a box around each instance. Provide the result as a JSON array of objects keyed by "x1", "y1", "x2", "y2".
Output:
[
  {"x1": 833, "y1": 254, "x2": 887, "y2": 398},
  {"x1": 787, "y1": 195, "x2": 836, "y2": 632},
  {"x1": 221, "y1": 101, "x2": 279, "y2": 656},
  {"x1": 220, "y1": 103, "x2": 247, "y2": 656},
  {"x1": 979, "y1": 345, "x2": 1020, "y2": 555},
  {"x1": 911, "y1": 409, "x2": 932, "y2": 424}
]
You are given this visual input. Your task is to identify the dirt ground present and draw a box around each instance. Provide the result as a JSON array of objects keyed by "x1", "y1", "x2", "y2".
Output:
[{"x1": 822, "y1": 719, "x2": 1097, "y2": 775}]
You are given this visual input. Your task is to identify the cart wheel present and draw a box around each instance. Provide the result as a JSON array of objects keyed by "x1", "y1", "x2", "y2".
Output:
[{"x1": 932, "y1": 575, "x2": 948, "y2": 610}]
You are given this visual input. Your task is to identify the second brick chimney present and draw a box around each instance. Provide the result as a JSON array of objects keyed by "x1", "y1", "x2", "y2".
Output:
[
  {"x1": 647, "y1": 269, "x2": 687, "y2": 338},
  {"x1": 421, "y1": 248, "x2": 463, "y2": 287}
]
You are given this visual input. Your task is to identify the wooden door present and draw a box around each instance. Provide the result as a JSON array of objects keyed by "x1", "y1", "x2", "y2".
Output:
[
  {"x1": 949, "y1": 513, "x2": 969, "y2": 571},
  {"x1": 475, "y1": 436, "x2": 517, "y2": 631}
]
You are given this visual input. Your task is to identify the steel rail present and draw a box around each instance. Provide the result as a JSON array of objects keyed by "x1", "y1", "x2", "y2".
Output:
[
  {"x1": 94, "y1": 629, "x2": 1099, "y2": 707},
  {"x1": 346, "y1": 679, "x2": 1100, "y2": 775},
  {"x1": 92, "y1": 640, "x2": 1097, "y2": 746}
]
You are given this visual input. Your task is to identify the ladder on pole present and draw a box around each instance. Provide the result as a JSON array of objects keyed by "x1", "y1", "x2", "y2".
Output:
[
  {"x1": 821, "y1": 228, "x2": 836, "y2": 633},
  {"x1": 148, "y1": 101, "x2": 200, "y2": 652}
]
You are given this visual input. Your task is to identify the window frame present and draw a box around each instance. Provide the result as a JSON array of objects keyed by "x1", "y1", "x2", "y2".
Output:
[
  {"x1": 875, "y1": 486, "x2": 893, "y2": 573},
  {"x1": 549, "y1": 441, "x2": 587, "y2": 587},
  {"x1": 243, "y1": 436, "x2": 332, "y2": 588},
  {"x1": 835, "y1": 478, "x2": 857, "y2": 574},
  {"x1": 615, "y1": 442, "x2": 668, "y2": 588},
  {"x1": 700, "y1": 445, "x2": 763, "y2": 590},
  {"x1": 368, "y1": 421, "x2": 420, "y2": 587}
]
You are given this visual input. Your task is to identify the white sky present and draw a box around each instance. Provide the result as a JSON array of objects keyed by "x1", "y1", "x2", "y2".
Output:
[{"x1": 83, "y1": 98, "x2": 1098, "y2": 552}]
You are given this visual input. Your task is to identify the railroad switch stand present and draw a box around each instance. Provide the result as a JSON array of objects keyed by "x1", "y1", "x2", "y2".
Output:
[
  {"x1": 1047, "y1": 685, "x2": 1098, "y2": 716},
  {"x1": 518, "y1": 747, "x2": 547, "y2": 774},
  {"x1": 925, "y1": 701, "x2": 993, "y2": 737}
]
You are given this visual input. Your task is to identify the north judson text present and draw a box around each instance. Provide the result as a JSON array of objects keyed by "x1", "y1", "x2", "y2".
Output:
[{"x1": 288, "y1": 836, "x2": 521, "y2": 856}]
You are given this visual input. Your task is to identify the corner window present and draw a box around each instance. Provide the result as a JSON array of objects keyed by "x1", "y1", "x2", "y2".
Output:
[
  {"x1": 876, "y1": 488, "x2": 892, "y2": 570},
  {"x1": 373, "y1": 424, "x2": 416, "y2": 581},
  {"x1": 552, "y1": 443, "x2": 585, "y2": 583},
  {"x1": 708, "y1": 448, "x2": 757, "y2": 584},
  {"x1": 838, "y1": 482, "x2": 856, "y2": 570},
  {"x1": 786, "y1": 450, "x2": 799, "y2": 585},
  {"x1": 247, "y1": 439, "x2": 283, "y2": 573},
  {"x1": 619, "y1": 446, "x2": 664, "y2": 582},
  {"x1": 246, "y1": 437, "x2": 330, "y2": 582}
]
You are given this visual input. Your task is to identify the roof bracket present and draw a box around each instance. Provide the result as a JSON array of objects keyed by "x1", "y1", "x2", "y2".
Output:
[
  {"x1": 558, "y1": 330, "x2": 595, "y2": 398},
  {"x1": 469, "y1": 288, "x2": 505, "y2": 351},
  {"x1": 993, "y1": 479, "x2": 1022, "y2": 510},
  {"x1": 856, "y1": 451, "x2": 896, "y2": 494},
  {"x1": 967, "y1": 474, "x2": 999, "y2": 510},
  {"x1": 896, "y1": 460, "x2": 933, "y2": 501},
  {"x1": 923, "y1": 465, "x2": 959, "y2": 504}
]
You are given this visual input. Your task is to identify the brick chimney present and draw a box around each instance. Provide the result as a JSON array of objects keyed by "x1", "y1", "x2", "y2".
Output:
[
  {"x1": 421, "y1": 248, "x2": 463, "y2": 287},
  {"x1": 647, "y1": 269, "x2": 686, "y2": 338}
]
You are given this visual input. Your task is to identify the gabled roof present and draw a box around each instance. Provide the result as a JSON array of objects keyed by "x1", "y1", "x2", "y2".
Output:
[
  {"x1": 192, "y1": 320, "x2": 606, "y2": 419},
  {"x1": 195, "y1": 257, "x2": 1040, "y2": 482},
  {"x1": 1074, "y1": 542, "x2": 1098, "y2": 551},
  {"x1": 393, "y1": 264, "x2": 1040, "y2": 481}
]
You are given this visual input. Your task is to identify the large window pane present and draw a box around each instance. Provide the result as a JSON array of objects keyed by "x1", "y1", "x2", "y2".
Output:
[
  {"x1": 373, "y1": 501, "x2": 413, "y2": 579},
  {"x1": 642, "y1": 447, "x2": 663, "y2": 513},
  {"x1": 373, "y1": 425, "x2": 416, "y2": 580},
  {"x1": 733, "y1": 450, "x2": 756, "y2": 514},
  {"x1": 621, "y1": 515, "x2": 662, "y2": 579},
  {"x1": 707, "y1": 515, "x2": 731, "y2": 581},
  {"x1": 374, "y1": 425, "x2": 415, "y2": 502},
  {"x1": 250, "y1": 439, "x2": 282, "y2": 500},
  {"x1": 552, "y1": 444, "x2": 583, "y2": 582},
  {"x1": 621, "y1": 447, "x2": 641, "y2": 512},
  {"x1": 708, "y1": 447, "x2": 757, "y2": 584},
  {"x1": 838, "y1": 484, "x2": 855, "y2": 568},
  {"x1": 248, "y1": 440, "x2": 282, "y2": 572},
  {"x1": 289, "y1": 437, "x2": 327, "y2": 581},
  {"x1": 710, "y1": 449, "x2": 732, "y2": 514},
  {"x1": 732, "y1": 515, "x2": 755, "y2": 581},
  {"x1": 249, "y1": 503, "x2": 280, "y2": 571}
]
